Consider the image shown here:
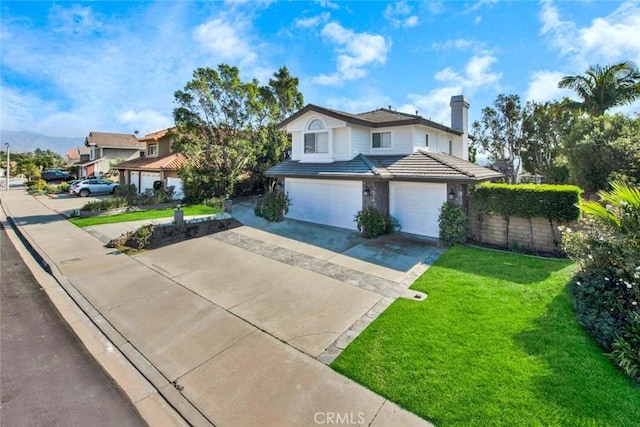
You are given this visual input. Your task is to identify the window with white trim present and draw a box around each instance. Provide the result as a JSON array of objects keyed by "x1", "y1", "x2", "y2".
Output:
[
  {"x1": 448, "y1": 140, "x2": 453, "y2": 155},
  {"x1": 372, "y1": 131, "x2": 391, "y2": 149},
  {"x1": 304, "y1": 119, "x2": 329, "y2": 154},
  {"x1": 148, "y1": 144, "x2": 158, "y2": 156},
  {"x1": 425, "y1": 134, "x2": 429, "y2": 147}
]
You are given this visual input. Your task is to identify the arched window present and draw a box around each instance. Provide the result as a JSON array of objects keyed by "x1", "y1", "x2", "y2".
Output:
[{"x1": 304, "y1": 119, "x2": 329, "y2": 154}]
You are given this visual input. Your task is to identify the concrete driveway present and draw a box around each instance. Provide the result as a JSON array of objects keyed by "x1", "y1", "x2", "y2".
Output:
[
  {"x1": 9, "y1": 191, "x2": 440, "y2": 425},
  {"x1": 84, "y1": 197, "x2": 443, "y2": 362}
]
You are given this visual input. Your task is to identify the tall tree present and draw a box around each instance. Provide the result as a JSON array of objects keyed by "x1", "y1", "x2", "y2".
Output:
[
  {"x1": 558, "y1": 61, "x2": 640, "y2": 116},
  {"x1": 172, "y1": 64, "x2": 303, "y2": 201},
  {"x1": 472, "y1": 94, "x2": 526, "y2": 184},
  {"x1": 520, "y1": 100, "x2": 577, "y2": 183},
  {"x1": 563, "y1": 114, "x2": 640, "y2": 193}
]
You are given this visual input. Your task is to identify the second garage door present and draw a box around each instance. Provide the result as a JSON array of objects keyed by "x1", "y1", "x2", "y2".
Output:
[
  {"x1": 390, "y1": 182, "x2": 447, "y2": 238},
  {"x1": 285, "y1": 178, "x2": 362, "y2": 230},
  {"x1": 140, "y1": 172, "x2": 161, "y2": 193}
]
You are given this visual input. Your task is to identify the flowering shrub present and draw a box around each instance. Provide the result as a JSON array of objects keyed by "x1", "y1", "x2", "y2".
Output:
[{"x1": 562, "y1": 182, "x2": 640, "y2": 381}]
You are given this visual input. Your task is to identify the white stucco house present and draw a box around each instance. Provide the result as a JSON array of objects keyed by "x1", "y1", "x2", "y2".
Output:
[{"x1": 265, "y1": 95, "x2": 503, "y2": 238}]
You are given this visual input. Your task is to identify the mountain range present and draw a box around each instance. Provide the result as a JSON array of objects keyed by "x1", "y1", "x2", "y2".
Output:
[{"x1": 0, "y1": 129, "x2": 85, "y2": 156}]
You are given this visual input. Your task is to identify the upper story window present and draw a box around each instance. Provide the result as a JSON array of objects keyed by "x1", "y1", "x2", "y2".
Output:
[
  {"x1": 448, "y1": 140, "x2": 453, "y2": 155},
  {"x1": 425, "y1": 134, "x2": 429, "y2": 147},
  {"x1": 89, "y1": 146, "x2": 96, "y2": 160},
  {"x1": 304, "y1": 119, "x2": 329, "y2": 154},
  {"x1": 372, "y1": 131, "x2": 391, "y2": 149},
  {"x1": 148, "y1": 144, "x2": 158, "y2": 156}
]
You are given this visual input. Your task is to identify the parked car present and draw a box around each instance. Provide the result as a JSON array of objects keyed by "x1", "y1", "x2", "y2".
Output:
[
  {"x1": 41, "y1": 169, "x2": 75, "y2": 182},
  {"x1": 69, "y1": 179, "x2": 119, "y2": 197}
]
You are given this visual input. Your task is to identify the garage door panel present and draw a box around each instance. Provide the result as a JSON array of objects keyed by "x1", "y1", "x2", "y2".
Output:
[
  {"x1": 390, "y1": 182, "x2": 447, "y2": 237},
  {"x1": 140, "y1": 172, "x2": 161, "y2": 193},
  {"x1": 285, "y1": 179, "x2": 361, "y2": 230}
]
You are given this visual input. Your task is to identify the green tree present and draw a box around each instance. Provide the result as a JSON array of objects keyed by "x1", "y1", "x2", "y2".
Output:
[
  {"x1": 33, "y1": 148, "x2": 65, "y2": 169},
  {"x1": 558, "y1": 61, "x2": 640, "y2": 116},
  {"x1": 563, "y1": 114, "x2": 640, "y2": 193},
  {"x1": 172, "y1": 65, "x2": 303, "y2": 201},
  {"x1": 520, "y1": 100, "x2": 577, "y2": 183},
  {"x1": 472, "y1": 94, "x2": 526, "y2": 184}
]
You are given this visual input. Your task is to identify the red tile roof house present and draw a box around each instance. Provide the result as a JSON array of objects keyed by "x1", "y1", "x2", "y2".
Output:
[
  {"x1": 113, "y1": 128, "x2": 187, "y2": 198},
  {"x1": 80, "y1": 132, "x2": 145, "y2": 179},
  {"x1": 65, "y1": 146, "x2": 91, "y2": 167},
  {"x1": 266, "y1": 95, "x2": 503, "y2": 238}
]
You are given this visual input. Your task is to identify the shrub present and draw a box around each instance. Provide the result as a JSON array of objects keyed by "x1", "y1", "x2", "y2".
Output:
[
  {"x1": 469, "y1": 182, "x2": 582, "y2": 221},
  {"x1": 203, "y1": 196, "x2": 224, "y2": 210},
  {"x1": 81, "y1": 196, "x2": 129, "y2": 212},
  {"x1": 130, "y1": 224, "x2": 155, "y2": 249},
  {"x1": 254, "y1": 192, "x2": 291, "y2": 222},
  {"x1": 610, "y1": 313, "x2": 640, "y2": 381},
  {"x1": 438, "y1": 202, "x2": 467, "y2": 245},
  {"x1": 562, "y1": 182, "x2": 640, "y2": 380},
  {"x1": 354, "y1": 208, "x2": 400, "y2": 238},
  {"x1": 114, "y1": 184, "x2": 139, "y2": 204}
]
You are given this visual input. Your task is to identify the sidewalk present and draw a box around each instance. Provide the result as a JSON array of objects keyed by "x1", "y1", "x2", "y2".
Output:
[{"x1": 0, "y1": 189, "x2": 431, "y2": 427}]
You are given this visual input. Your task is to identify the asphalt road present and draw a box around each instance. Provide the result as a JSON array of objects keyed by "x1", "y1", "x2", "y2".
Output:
[{"x1": 0, "y1": 225, "x2": 147, "y2": 427}]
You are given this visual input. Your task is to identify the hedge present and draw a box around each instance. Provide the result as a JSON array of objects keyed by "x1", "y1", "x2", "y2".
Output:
[{"x1": 469, "y1": 183, "x2": 582, "y2": 221}]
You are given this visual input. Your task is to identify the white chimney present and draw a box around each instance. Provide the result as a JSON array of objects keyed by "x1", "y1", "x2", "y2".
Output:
[{"x1": 450, "y1": 95, "x2": 470, "y2": 160}]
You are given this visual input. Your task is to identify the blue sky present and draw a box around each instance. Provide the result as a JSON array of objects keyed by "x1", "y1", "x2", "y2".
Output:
[{"x1": 1, "y1": 0, "x2": 639, "y2": 138}]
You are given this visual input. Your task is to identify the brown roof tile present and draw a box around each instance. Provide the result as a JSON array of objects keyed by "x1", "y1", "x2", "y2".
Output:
[
  {"x1": 85, "y1": 132, "x2": 145, "y2": 149},
  {"x1": 113, "y1": 153, "x2": 187, "y2": 171}
]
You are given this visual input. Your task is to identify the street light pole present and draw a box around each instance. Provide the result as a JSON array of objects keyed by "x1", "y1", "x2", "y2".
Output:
[{"x1": 4, "y1": 143, "x2": 9, "y2": 191}]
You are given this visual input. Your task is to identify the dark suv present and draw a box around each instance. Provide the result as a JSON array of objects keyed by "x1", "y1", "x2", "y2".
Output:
[{"x1": 40, "y1": 169, "x2": 75, "y2": 182}]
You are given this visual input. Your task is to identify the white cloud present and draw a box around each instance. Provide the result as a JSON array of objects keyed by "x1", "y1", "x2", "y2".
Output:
[
  {"x1": 402, "y1": 54, "x2": 502, "y2": 124},
  {"x1": 384, "y1": 2, "x2": 419, "y2": 28},
  {"x1": 525, "y1": 70, "x2": 574, "y2": 103},
  {"x1": 313, "y1": 22, "x2": 391, "y2": 86},
  {"x1": 119, "y1": 109, "x2": 173, "y2": 135},
  {"x1": 540, "y1": 0, "x2": 640, "y2": 67},
  {"x1": 48, "y1": 4, "x2": 104, "y2": 35},
  {"x1": 464, "y1": 0, "x2": 498, "y2": 14},
  {"x1": 294, "y1": 12, "x2": 330, "y2": 29},
  {"x1": 316, "y1": 0, "x2": 340, "y2": 10},
  {"x1": 431, "y1": 38, "x2": 489, "y2": 54},
  {"x1": 193, "y1": 15, "x2": 257, "y2": 64}
]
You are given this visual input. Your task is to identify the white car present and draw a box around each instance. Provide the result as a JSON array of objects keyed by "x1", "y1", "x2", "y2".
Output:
[{"x1": 70, "y1": 179, "x2": 119, "y2": 197}]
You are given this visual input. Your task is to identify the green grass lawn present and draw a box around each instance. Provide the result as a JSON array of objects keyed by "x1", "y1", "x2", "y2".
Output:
[
  {"x1": 332, "y1": 245, "x2": 640, "y2": 426},
  {"x1": 69, "y1": 205, "x2": 221, "y2": 227}
]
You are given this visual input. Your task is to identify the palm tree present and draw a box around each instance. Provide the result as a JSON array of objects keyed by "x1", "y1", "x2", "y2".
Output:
[{"x1": 558, "y1": 61, "x2": 640, "y2": 116}]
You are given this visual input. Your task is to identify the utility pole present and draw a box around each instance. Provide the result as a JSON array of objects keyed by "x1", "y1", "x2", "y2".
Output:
[{"x1": 4, "y1": 142, "x2": 9, "y2": 191}]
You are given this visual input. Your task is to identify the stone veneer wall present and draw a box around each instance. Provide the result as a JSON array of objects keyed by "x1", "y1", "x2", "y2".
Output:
[{"x1": 467, "y1": 213, "x2": 573, "y2": 255}]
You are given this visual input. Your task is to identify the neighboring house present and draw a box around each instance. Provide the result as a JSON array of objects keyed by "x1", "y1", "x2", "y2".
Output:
[
  {"x1": 66, "y1": 147, "x2": 90, "y2": 167},
  {"x1": 114, "y1": 128, "x2": 187, "y2": 198},
  {"x1": 79, "y1": 132, "x2": 144, "y2": 179},
  {"x1": 266, "y1": 95, "x2": 503, "y2": 238}
]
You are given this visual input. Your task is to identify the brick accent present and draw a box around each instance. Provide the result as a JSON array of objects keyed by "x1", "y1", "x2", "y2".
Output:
[{"x1": 467, "y1": 212, "x2": 573, "y2": 255}]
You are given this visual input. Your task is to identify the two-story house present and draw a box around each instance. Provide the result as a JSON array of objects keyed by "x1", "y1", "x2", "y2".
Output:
[
  {"x1": 80, "y1": 132, "x2": 144, "y2": 178},
  {"x1": 266, "y1": 95, "x2": 503, "y2": 238},
  {"x1": 114, "y1": 128, "x2": 186, "y2": 198}
]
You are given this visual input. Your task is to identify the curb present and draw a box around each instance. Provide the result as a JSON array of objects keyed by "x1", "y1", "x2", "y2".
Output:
[{"x1": 0, "y1": 206, "x2": 193, "y2": 426}]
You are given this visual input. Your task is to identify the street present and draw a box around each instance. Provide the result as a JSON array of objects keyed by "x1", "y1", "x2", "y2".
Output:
[{"x1": 0, "y1": 225, "x2": 147, "y2": 427}]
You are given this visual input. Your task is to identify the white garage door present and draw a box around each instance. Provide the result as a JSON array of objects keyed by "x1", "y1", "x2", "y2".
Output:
[
  {"x1": 130, "y1": 171, "x2": 139, "y2": 190},
  {"x1": 285, "y1": 178, "x2": 362, "y2": 230},
  {"x1": 166, "y1": 177, "x2": 183, "y2": 199},
  {"x1": 390, "y1": 182, "x2": 447, "y2": 237},
  {"x1": 140, "y1": 172, "x2": 161, "y2": 193}
]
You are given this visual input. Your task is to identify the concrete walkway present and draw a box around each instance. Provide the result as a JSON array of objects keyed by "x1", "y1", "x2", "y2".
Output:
[{"x1": 1, "y1": 189, "x2": 434, "y2": 427}]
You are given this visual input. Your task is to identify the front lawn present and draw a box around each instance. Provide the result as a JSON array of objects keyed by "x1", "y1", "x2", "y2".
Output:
[
  {"x1": 69, "y1": 205, "x2": 222, "y2": 227},
  {"x1": 332, "y1": 245, "x2": 640, "y2": 426}
]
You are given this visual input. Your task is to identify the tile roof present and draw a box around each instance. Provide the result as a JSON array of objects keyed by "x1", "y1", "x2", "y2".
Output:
[
  {"x1": 265, "y1": 154, "x2": 378, "y2": 179},
  {"x1": 113, "y1": 153, "x2": 187, "y2": 171},
  {"x1": 138, "y1": 128, "x2": 174, "y2": 142},
  {"x1": 278, "y1": 104, "x2": 461, "y2": 135},
  {"x1": 266, "y1": 150, "x2": 503, "y2": 183},
  {"x1": 85, "y1": 132, "x2": 145, "y2": 149}
]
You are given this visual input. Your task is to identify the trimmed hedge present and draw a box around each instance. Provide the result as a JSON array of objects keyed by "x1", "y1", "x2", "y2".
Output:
[{"x1": 469, "y1": 183, "x2": 582, "y2": 221}]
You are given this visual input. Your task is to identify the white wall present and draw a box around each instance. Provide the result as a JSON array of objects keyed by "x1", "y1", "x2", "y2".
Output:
[{"x1": 333, "y1": 127, "x2": 350, "y2": 160}]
